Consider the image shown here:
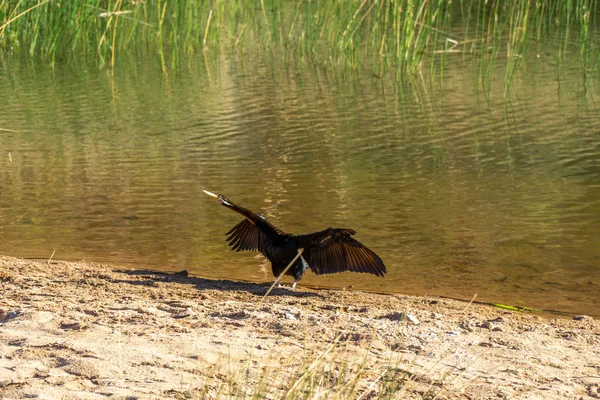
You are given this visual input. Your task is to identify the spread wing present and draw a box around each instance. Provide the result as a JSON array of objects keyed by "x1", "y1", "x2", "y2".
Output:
[
  {"x1": 296, "y1": 228, "x2": 386, "y2": 277},
  {"x1": 225, "y1": 218, "x2": 285, "y2": 252}
]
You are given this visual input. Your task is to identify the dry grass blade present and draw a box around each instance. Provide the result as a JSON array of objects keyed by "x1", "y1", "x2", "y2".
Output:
[
  {"x1": 461, "y1": 294, "x2": 478, "y2": 313},
  {"x1": 285, "y1": 332, "x2": 342, "y2": 398},
  {"x1": 356, "y1": 368, "x2": 387, "y2": 400},
  {"x1": 47, "y1": 250, "x2": 56, "y2": 265},
  {"x1": 234, "y1": 24, "x2": 246, "y2": 48},
  {"x1": 202, "y1": 9, "x2": 213, "y2": 48}
]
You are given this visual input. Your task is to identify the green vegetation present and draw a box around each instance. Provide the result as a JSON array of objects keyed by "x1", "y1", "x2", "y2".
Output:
[{"x1": 1, "y1": 1, "x2": 598, "y2": 80}]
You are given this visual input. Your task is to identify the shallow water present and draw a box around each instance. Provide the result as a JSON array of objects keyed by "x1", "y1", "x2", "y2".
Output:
[{"x1": 0, "y1": 50, "x2": 599, "y2": 316}]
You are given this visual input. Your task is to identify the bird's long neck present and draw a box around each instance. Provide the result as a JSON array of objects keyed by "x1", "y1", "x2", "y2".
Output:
[
  {"x1": 224, "y1": 201, "x2": 262, "y2": 224},
  {"x1": 211, "y1": 192, "x2": 285, "y2": 237}
]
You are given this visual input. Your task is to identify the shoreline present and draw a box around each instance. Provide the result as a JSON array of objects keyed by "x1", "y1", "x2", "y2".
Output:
[
  {"x1": 15, "y1": 256, "x2": 585, "y2": 320},
  {"x1": 1, "y1": 255, "x2": 599, "y2": 399}
]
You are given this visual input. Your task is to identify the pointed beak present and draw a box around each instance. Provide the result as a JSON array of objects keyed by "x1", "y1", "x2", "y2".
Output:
[
  {"x1": 203, "y1": 189, "x2": 234, "y2": 207},
  {"x1": 203, "y1": 189, "x2": 219, "y2": 199}
]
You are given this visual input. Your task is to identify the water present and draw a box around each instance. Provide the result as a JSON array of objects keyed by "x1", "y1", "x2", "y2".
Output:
[{"x1": 1, "y1": 51, "x2": 599, "y2": 316}]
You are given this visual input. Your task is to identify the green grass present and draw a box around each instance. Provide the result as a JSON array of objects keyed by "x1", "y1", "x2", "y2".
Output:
[{"x1": 0, "y1": 1, "x2": 599, "y2": 90}]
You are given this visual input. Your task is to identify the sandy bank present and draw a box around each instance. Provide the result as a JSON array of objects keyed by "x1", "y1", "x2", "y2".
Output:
[{"x1": 0, "y1": 255, "x2": 599, "y2": 399}]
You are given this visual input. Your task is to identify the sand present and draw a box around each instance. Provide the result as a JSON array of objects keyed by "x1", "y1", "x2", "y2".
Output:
[{"x1": 0, "y1": 255, "x2": 599, "y2": 399}]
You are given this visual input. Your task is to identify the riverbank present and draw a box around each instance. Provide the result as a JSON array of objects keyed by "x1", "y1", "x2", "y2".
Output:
[{"x1": 0, "y1": 255, "x2": 598, "y2": 399}]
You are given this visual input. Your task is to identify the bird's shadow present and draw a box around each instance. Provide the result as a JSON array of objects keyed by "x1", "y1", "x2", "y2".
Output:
[{"x1": 112, "y1": 268, "x2": 320, "y2": 298}]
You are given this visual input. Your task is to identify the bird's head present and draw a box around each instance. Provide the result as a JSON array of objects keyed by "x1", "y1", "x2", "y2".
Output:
[{"x1": 203, "y1": 190, "x2": 234, "y2": 207}]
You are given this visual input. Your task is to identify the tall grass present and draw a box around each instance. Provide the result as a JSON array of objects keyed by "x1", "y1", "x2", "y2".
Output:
[{"x1": 0, "y1": 1, "x2": 598, "y2": 87}]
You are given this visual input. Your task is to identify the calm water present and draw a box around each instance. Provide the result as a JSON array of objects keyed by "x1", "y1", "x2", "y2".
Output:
[{"x1": 1, "y1": 50, "x2": 599, "y2": 316}]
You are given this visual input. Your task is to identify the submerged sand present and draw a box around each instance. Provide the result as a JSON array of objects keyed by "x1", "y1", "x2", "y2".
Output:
[{"x1": 0, "y1": 255, "x2": 599, "y2": 399}]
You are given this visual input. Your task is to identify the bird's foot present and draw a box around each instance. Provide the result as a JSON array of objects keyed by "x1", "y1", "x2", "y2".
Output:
[{"x1": 272, "y1": 281, "x2": 297, "y2": 291}]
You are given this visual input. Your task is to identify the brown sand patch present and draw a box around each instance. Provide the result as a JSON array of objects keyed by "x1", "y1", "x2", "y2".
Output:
[{"x1": 1, "y1": 255, "x2": 598, "y2": 399}]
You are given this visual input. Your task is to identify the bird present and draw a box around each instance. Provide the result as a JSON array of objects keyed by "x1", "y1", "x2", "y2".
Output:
[{"x1": 203, "y1": 190, "x2": 386, "y2": 289}]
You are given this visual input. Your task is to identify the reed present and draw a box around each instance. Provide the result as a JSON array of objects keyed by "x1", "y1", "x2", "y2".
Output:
[{"x1": 0, "y1": 1, "x2": 598, "y2": 86}]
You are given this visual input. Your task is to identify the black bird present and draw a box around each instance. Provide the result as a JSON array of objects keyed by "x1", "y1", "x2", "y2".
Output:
[{"x1": 203, "y1": 190, "x2": 386, "y2": 289}]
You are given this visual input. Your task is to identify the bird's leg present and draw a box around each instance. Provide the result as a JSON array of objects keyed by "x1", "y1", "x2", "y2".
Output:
[
  {"x1": 287, "y1": 257, "x2": 307, "y2": 291},
  {"x1": 262, "y1": 248, "x2": 304, "y2": 300}
]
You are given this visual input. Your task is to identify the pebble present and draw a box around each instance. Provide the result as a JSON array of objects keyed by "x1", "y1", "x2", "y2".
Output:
[
  {"x1": 0, "y1": 308, "x2": 20, "y2": 322},
  {"x1": 480, "y1": 321, "x2": 494, "y2": 330},
  {"x1": 407, "y1": 344, "x2": 424, "y2": 352},
  {"x1": 61, "y1": 358, "x2": 100, "y2": 379},
  {"x1": 574, "y1": 315, "x2": 593, "y2": 321},
  {"x1": 60, "y1": 320, "x2": 89, "y2": 331},
  {"x1": 405, "y1": 314, "x2": 420, "y2": 325},
  {"x1": 284, "y1": 312, "x2": 297, "y2": 320},
  {"x1": 460, "y1": 320, "x2": 474, "y2": 332},
  {"x1": 220, "y1": 310, "x2": 249, "y2": 320},
  {"x1": 481, "y1": 321, "x2": 504, "y2": 331},
  {"x1": 380, "y1": 312, "x2": 420, "y2": 324}
]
